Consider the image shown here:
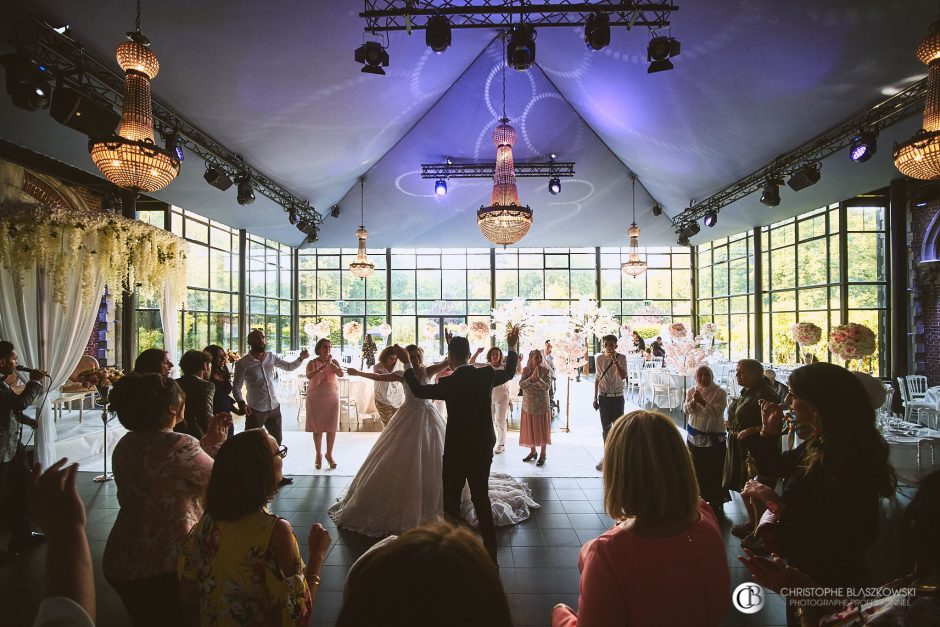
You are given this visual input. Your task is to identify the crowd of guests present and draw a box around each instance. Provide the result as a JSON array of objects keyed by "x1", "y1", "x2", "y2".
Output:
[{"x1": 3, "y1": 333, "x2": 934, "y2": 626}]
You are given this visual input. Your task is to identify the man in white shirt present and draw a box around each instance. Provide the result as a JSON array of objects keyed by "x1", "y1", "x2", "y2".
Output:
[
  {"x1": 593, "y1": 334, "x2": 627, "y2": 471},
  {"x1": 233, "y1": 330, "x2": 307, "y2": 481},
  {"x1": 372, "y1": 347, "x2": 404, "y2": 427}
]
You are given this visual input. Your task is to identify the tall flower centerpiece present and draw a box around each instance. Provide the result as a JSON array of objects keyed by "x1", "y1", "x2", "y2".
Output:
[
  {"x1": 343, "y1": 321, "x2": 363, "y2": 345},
  {"x1": 491, "y1": 298, "x2": 532, "y2": 336},
  {"x1": 77, "y1": 366, "x2": 125, "y2": 405},
  {"x1": 829, "y1": 323, "x2": 876, "y2": 370},
  {"x1": 668, "y1": 321, "x2": 689, "y2": 340},
  {"x1": 663, "y1": 320, "x2": 716, "y2": 375},
  {"x1": 552, "y1": 329, "x2": 588, "y2": 432},
  {"x1": 467, "y1": 320, "x2": 493, "y2": 347},
  {"x1": 304, "y1": 320, "x2": 332, "y2": 350},
  {"x1": 792, "y1": 322, "x2": 823, "y2": 364},
  {"x1": 699, "y1": 322, "x2": 718, "y2": 349}
]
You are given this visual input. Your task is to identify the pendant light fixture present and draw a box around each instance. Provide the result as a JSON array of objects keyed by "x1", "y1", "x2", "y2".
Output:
[
  {"x1": 621, "y1": 173, "x2": 648, "y2": 277},
  {"x1": 477, "y1": 33, "x2": 533, "y2": 246},
  {"x1": 89, "y1": 0, "x2": 180, "y2": 192},
  {"x1": 349, "y1": 177, "x2": 375, "y2": 279},
  {"x1": 894, "y1": 20, "x2": 940, "y2": 180}
]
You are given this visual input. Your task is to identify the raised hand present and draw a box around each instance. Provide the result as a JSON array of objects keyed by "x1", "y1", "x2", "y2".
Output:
[
  {"x1": 299, "y1": 348, "x2": 310, "y2": 360},
  {"x1": 507, "y1": 326, "x2": 520, "y2": 350},
  {"x1": 306, "y1": 523, "x2": 332, "y2": 576},
  {"x1": 444, "y1": 329, "x2": 454, "y2": 345},
  {"x1": 31, "y1": 459, "x2": 86, "y2": 533},
  {"x1": 206, "y1": 413, "x2": 232, "y2": 446}
]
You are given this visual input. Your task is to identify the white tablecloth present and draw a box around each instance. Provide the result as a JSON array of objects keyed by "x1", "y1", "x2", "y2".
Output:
[
  {"x1": 923, "y1": 386, "x2": 940, "y2": 407},
  {"x1": 884, "y1": 425, "x2": 940, "y2": 486},
  {"x1": 342, "y1": 377, "x2": 377, "y2": 415},
  {"x1": 638, "y1": 369, "x2": 692, "y2": 409}
]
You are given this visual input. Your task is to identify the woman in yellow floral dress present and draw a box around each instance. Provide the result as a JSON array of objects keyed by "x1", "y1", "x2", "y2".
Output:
[{"x1": 179, "y1": 430, "x2": 332, "y2": 626}]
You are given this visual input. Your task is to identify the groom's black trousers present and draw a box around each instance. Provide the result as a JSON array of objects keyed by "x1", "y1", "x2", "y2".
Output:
[{"x1": 442, "y1": 451, "x2": 498, "y2": 564}]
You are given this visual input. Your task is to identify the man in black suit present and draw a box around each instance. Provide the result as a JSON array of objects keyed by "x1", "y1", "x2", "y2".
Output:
[
  {"x1": 174, "y1": 349, "x2": 215, "y2": 438},
  {"x1": 0, "y1": 340, "x2": 46, "y2": 557},
  {"x1": 397, "y1": 327, "x2": 519, "y2": 565}
]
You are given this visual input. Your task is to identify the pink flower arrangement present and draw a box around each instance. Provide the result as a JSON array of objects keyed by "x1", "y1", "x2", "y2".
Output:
[
  {"x1": 791, "y1": 322, "x2": 822, "y2": 346},
  {"x1": 700, "y1": 322, "x2": 717, "y2": 337},
  {"x1": 828, "y1": 323, "x2": 876, "y2": 361},
  {"x1": 467, "y1": 321, "x2": 492, "y2": 343},
  {"x1": 668, "y1": 322, "x2": 688, "y2": 340},
  {"x1": 76, "y1": 367, "x2": 124, "y2": 389}
]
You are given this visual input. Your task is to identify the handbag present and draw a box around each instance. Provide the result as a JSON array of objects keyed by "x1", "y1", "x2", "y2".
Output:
[{"x1": 593, "y1": 358, "x2": 618, "y2": 411}]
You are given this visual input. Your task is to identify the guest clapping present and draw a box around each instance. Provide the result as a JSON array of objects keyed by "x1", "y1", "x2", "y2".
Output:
[
  {"x1": 103, "y1": 373, "x2": 230, "y2": 626},
  {"x1": 305, "y1": 339, "x2": 344, "y2": 470},
  {"x1": 553, "y1": 411, "x2": 729, "y2": 626},
  {"x1": 179, "y1": 430, "x2": 331, "y2": 627},
  {"x1": 520, "y1": 350, "x2": 551, "y2": 466},
  {"x1": 337, "y1": 521, "x2": 511, "y2": 627},
  {"x1": 683, "y1": 365, "x2": 730, "y2": 510}
]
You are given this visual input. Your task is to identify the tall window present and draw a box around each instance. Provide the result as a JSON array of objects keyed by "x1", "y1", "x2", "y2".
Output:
[
  {"x1": 246, "y1": 235, "x2": 293, "y2": 353},
  {"x1": 696, "y1": 232, "x2": 757, "y2": 360}
]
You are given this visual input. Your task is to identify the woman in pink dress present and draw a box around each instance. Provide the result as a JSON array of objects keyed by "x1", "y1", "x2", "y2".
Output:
[
  {"x1": 519, "y1": 350, "x2": 552, "y2": 466},
  {"x1": 552, "y1": 410, "x2": 729, "y2": 627},
  {"x1": 306, "y1": 338, "x2": 344, "y2": 470}
]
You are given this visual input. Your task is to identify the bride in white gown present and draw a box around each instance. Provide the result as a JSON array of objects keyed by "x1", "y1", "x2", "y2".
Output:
[{"x1": 329, "y1": 345, "x2": 538, "y2": 537}]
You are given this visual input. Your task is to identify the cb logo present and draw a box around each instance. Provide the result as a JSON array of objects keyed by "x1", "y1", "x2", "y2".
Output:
[{"x1": 732, "y1": 582, "x2": 765, "y2": 614}]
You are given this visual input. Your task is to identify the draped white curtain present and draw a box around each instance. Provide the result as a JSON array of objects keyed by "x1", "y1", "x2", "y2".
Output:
[
  {"x1": 0, "y1": 256, "x2": 107, "y2": 466},
  {"x1": 159, "y1": 272, "x2": 183, "y2": 376}
]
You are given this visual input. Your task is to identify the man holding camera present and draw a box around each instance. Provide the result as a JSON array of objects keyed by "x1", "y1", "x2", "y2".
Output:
[{"x1": 593, "y1": 334, "x2": 627, "y2": 471}]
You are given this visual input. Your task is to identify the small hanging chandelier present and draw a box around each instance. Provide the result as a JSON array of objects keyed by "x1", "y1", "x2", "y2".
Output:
[
  {"x1": 621, "y1": 173, "x2": 648, "y2": 277},
  {"x1": 478, "y1": 34, "x2": 532, "y2": 246},
  {"x1": 89, "y1": 0, "x2": 180, "y2": 192},
  {"x1": 349, "y1": 177, "x2": 375, "y2": 279},
  {"x1": 894, "y1": 20, "x2": 940, "y2": 180}
]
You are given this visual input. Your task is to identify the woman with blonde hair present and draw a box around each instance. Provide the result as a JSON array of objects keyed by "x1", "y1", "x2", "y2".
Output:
[{"x1": 552, "y1": 410, "x2": 729, "y2": 627}]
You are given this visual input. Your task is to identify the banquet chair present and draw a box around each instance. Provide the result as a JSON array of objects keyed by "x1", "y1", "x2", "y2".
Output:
[
  {"x1": 725, "y1": 374, "x2": 740, "y2": 399},
  {"x1": 651, "y1": 357, "x2": 664, "y2": 368},
  {"x1": 649, "y1": 370, "x2": 682, "y2": 409},
  {"x1": 906, "y1": 375, "x2": 929, "y2": 400},
  {"x1": 507, "y1": 379, "x2": 522, "y2": 430},
  {"x1": 296, "y1": 378, "x2": 308, "y2": 424},
  {"x1": 898, "y1": 377, "x2": 932, "y2": 423},
  {"x1": 626, "y1": 359, "x2": 643, "y2": 394},
  {"x1": 338, "y1": 378, "x2": 360, "y2": 431}
]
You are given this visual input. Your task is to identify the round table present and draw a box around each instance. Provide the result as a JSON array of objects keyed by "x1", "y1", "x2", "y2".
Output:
[{"x1": 883, "y1": 423, "x2": 940, "y2": 486}]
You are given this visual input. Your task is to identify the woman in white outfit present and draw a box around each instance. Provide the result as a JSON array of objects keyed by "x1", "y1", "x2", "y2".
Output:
[
  {"x1": 335, "y1": 345, "x2": 538, "y2": 537},
  {"x1": 472, "y1": 347, "x2": 510, "y2": 454}
]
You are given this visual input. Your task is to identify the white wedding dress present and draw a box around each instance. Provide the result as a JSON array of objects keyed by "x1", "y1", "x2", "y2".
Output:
[{"x1": 328, "y1": 370, "x2": 538, "y2": 537}]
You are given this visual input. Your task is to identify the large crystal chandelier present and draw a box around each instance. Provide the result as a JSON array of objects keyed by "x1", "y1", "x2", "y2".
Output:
[
  {"x1": 894, "y1": 20, "x2": 940, "y2": 180},
  {"x1": 89, "y1": 0, "x2": 179, "y2": 192},
  {"x1": 477, "y1": 36, "x2": 532, "y2": 246},
  {"x1": 621, "y1": 174, "x2": 648, "y2": 277},
  {"x1": 349, "y1": 177, "x2": 375, "y2": 279}
]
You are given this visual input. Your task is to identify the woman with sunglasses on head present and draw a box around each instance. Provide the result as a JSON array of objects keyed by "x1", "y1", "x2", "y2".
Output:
[{"x1": 179, "y1": 429, "x2": 332, "y2": 626}]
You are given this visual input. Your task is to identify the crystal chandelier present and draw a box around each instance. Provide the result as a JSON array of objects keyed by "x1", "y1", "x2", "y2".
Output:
[
  {"x1": 349, "y1": 177, "x2": 375, "y2": 279},
  {"x1": 478, "y1": 36, "x2": 532, "y2": 246},
  {"x1": 89, "y1": 0, "x2": 179, "y2": 192},
  {"x1": 621, "y1": 173, "x2": 648, "y2": 277},
  {"x1": 894, "y1": 20, "x2": 940, "y2": 180}
]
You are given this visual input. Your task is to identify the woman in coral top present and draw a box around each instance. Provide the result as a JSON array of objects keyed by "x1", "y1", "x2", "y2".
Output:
[{"x1": 552, "y1": 410, "x2": 730, "y2": 627}]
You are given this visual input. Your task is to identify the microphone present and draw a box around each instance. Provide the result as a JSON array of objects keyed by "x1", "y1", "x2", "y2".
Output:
[{"x1": 15, "y1": 365, "x2": 51, "y2": 378}]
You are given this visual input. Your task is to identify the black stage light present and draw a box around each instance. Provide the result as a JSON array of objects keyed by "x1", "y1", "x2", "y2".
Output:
[
  {"x1": 288, "y1": 206, "x2": 297, "y2": 225},
  {"x1": 647, "y1": 36, "x2": 680, "y2": 73},
  {"x1": 703, "y1": 209, "x2": 718, "y2": 227},
  {"x1": 677, "y1": 232, "x2": 690, "y2": 246},
  {"x1": 584, "y1": 12, "x2": 610, "y2": 51},
  {"x1": 236, "y1": 174, "x2": 255, "y2": 206},
  {"x1": 204, "y1": 164, "x2": 233, "y2": 191},
  {"x1": 49, "y1": 85, "x2": 119, "y2": 138},
  {"x1": 355, "y1": 41, "x2": 389, "y2": 75},
  {"x1": 2, "y1": 53, "x2": 52, "y2": 111},
  {"x1": 330, "y1": 205, "x2": 341, "y2": 218},
  {"x1": 548, "y1": 177, "x2": 561, "y2": 195},
  {"x1": 426, "y1": 15, "x2": 452, "y2": 53},
  {"x1": 760, "y1": 179, "x2": 782, "y2": 207},
  {"x1": 507, "y1": 24, "x2": 537, "y2": 70},
  {"x1": 787, "y1": 164, "x2": 821, "y2": 191},
  {"x1": 681, "y1": 221, "x2": 701, "y2": 238},
  {"x1": 651, "y1": 203, "x2": 663, "y2": 216},
  {"x1": 849, "y1": 130, "x2": 877, "y2": 163},
  {"x1": 164, "y1": 132, "x2": 184, "y2": 162}
]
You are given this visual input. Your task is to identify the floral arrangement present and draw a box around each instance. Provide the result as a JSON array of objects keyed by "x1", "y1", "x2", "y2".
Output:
[
  {"x1": 226, "y1": 350, "x2": 240, "y2": 364},
  {"x1": 568, "y1": 297, "x2": 618, "y2": 340},
  {"x1": 491, "y1": 298, "x2": 532, "y2": 334},
  {"x1": 422, "y1": 319, "x2": 439, "y2": 340},
  {"x1": 665, "y1": 339, "x2": 717, "y2": 375},
  {"x1": 343, "y1": 321, "x2": 363, "y2": 343},
  {"x1": 700, "y1": 322, "x2": 717, "y2": 337},
  {"x1": 446, "y1": 322, "x2": 469, "y2": 337},
  {"x1": 467, "y1": 320, "x2": 493, "y2": 343},
  {"x1": 377, "y1": 322, "x2": 392, "y2": 338},
  {"x1": 791, "y1": 322, "x2": 823, "y2": 346},
  {"x1": 304, "y1": 320, "x2": 331, "y2": 343},
  {"x1": 667, "y1": 321, "x2": 688, "y2": 340},
  {"x1": 0, "y1": 202, "x2": 186, "y2": 311},
  {"x1": 76, "y1": 366, "x2": 124, "y2": 388},
  {"x1": 552, "y1": 331, "x2": 588, "y2": 380},
  {"x1": 828, "y1": 323, "x2": 876, "y2": 361}
]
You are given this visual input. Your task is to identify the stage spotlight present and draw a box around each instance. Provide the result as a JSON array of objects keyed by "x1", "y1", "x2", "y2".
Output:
[
  {"x1": 203, "y1": 164, "x2": 233, "y2": 191},
  {"x1": 548, "y1": 177, "x2": 561, "y2": 195},
  {"x1": 677, "y1": 232, "x2": 690, "y2": 246},
  {"x1": 355, "y1": 41, "x2": 389, "y2": 75},
  {"x1": 507, "y1": 24, "x2": 537, "y2": 70},
  {"x1": 760, "y1": 179, "x2": 782, "y2": 207},
  {"x1": 651, "y1": 203, "x2": 663, "y2": 216},
  {"x1": 330, "y1": 205, "x2": 341, "y2": 218},
  {"x1": 2, "y1": 53, "x2": 52, "y2": 111},
  {"x1": 164, "y1": 132, "x2": 184, "y2": 162},
  {"x1": 288, "y1": 206, "x2": 297, "y2": 225},
  {"x1": 703, "y1": 209, "x2": 718, "y2": 227},
  {"x1": 787, "y1": 164, "x2": 821, "y2": 191},
  {"x1": 584, "y1": 12, "x2": 610, "y2": 51},
  {"x1": 647, "y1": 36, "x2": 680, "y2": 73},
  {"x1": 849, "y1": 130, "x2": 877, "y2": 163},
  {"x1": 236, "y1": 174, "x2": 255, "y2": 206},
  {"x1": 435, "y1": 179, "x2": 448, "y2": 196},
  {"x1": 426, "y1": 15, "x2": 452, "y2": 53},
  {"x1": 681, "y1": 221, "x2": 701, "y2": 238}
]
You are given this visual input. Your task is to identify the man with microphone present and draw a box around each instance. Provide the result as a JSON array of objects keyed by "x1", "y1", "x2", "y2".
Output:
[{"x1": 0, "y1": 340, "x2": 47, "y2": 558}]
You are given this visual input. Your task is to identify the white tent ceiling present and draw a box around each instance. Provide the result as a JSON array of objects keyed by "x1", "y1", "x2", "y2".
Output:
[{"x1": 0, "y1": 1, "x2": 935, "y2": 247}]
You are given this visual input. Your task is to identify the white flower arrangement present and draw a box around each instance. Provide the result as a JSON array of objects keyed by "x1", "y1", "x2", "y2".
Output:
[
  {"x1": 467, "y1": 321, "x2": 493, "y2": 343},
  {"x1": 343, "y1": 321, "x2": 363, "y2": 343},
  {"x1": 491, "y1": 298, "x2": 532, "y2": 334},
  {"x1": 377, "y1": 322, "x2": 392, "y2": 338},
  {"x1": 422, "y1": 319, "x2": 439, "y2": 340},
  {"x1": 568, "y1": 297, "x2": 618, "y2": 340},
  {"x1": 667, "y1": 321, "x2": 688, "y2": 340},
  {"x1": 0, "y1": 202, "x2": 186, "y2": 311},
  {"x1": 700, "y1": 322, "x2": 718, "y2": 337},
  {"x1": 552, "y1": 330, "x2": 588, "y2": 380}
]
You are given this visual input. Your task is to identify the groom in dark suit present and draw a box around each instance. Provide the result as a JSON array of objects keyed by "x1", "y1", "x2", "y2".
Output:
[{"x1": 397, "y1": 327, "x2": 519, "y2": 565}]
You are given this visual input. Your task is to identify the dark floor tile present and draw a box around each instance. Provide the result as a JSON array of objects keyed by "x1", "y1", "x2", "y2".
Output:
[
  {"x1": 554, "y1": 567, "x2": 581, "y2": 594},
  {"x1": 573, "y1": 528, "x2": 604, "y2": 544},
  {"x1": 560, "y1": 500, "x2": 595, "y2": 514},
  {"x1": 512, "y1": 546, "x2": 552, "y2": 568},
  {"x1": 553, "y1": 488, "x2": 587, "y2": 501},
  {"x1": 548, "y1": 478, "x2": 581, "y2": 490},
  {"x1": 547, "y1": 545, "x2": 581, "y2": 568},
  {"x1": 540, "y1": 527, "x2": 582, "y2": 547},
  {"x1": 323, "y1": 544, "x2": 360, "y2": 566},
  {"x1": 498, "y1": 567, "x2": 518, "y2": 593},
  {"x1": 537, "y1": 513, "x2": 573, "y2": 529},
  {"x1": 514, "y1": 567, "x2": 559, "y2": 593},
  {"x1": 509, "y1": 528, "x2": 546, "y2": 547},
  {"x1": 534, "y1": 499, "x2": 567, "y2": 514},
  {"x1": 318, "y1": 564, "x2": 350, "y2": 591},
  {"x1": 566, "y1": 513, "x2": 605, "y2": 529},
  {"x1": 312, "y1": 590, "x2": 344, "y2": 623},
  {"x1": 497, "y1": 546, "x2": 515, "y2": 567},
  {"x1": 530, "y1": 487, "x2": 559, "y2": 501}
]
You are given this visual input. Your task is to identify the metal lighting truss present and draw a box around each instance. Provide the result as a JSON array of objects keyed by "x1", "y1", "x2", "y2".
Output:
[
  {"x1": 421, "y1": 161, "x2": 575, "y2": 178},
  {"x1": 361, "y1": 1, "x2": 676, "y2": 31},
  {"x1": 670, "y1": 78, "x2": 928, "y2": 232},
  {"x1": 11, "y1": 16, "x2": 321, "y2": 225}
]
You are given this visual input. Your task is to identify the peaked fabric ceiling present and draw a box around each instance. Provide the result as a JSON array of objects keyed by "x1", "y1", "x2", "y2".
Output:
[{"x1": 0, "y1": 1, "x2": 935, "y2": 247}]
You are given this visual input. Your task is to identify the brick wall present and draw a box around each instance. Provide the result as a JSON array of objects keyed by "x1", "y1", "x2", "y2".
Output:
[{"x1": 910, "y1": 200, "x2": 940, "y2": 385}]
